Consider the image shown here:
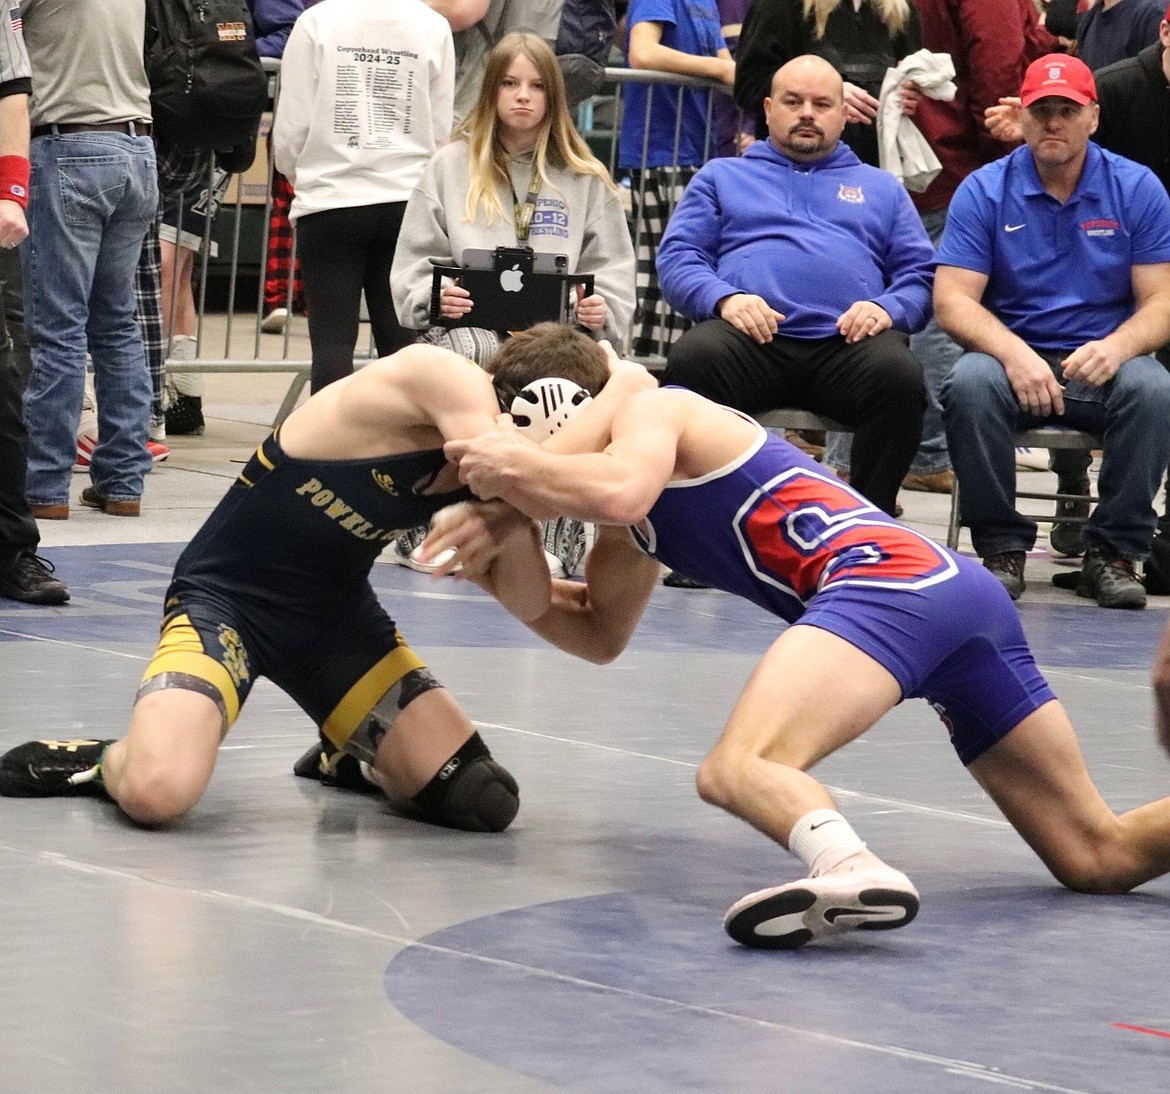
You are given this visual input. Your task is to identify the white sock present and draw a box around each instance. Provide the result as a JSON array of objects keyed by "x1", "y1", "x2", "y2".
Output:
[
  {"x1": 787, "y1": 809, "x2": 866, "y2": 875},
  {"x1": 168, "y1": 336, "x2": 204, "y2": 396}
]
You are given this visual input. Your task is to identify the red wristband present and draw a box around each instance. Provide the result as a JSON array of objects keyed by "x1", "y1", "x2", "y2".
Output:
[{"x1": 0, "y1": 155, "x2": 30, "y2": 209}]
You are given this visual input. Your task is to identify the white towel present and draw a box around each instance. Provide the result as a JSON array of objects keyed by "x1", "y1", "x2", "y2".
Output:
[{"x1": 876, "y1": 49, "x2": 957, "y2": 193}]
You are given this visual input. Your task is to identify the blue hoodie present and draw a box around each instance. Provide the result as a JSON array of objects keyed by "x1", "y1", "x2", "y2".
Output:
[
  {"x1": 250, "y1": 0, "x2": 303, "y2": 58},
  {"x1": 657, "y1": 139, "x2": 934, "y2": 339}
]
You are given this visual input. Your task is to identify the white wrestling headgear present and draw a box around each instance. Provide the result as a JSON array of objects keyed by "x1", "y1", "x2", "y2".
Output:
[{"x1": 508, "y1": 377, "x2": 593, "y2": 440}]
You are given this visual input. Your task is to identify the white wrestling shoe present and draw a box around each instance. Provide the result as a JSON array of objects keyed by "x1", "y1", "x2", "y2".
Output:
[{"x1": 723, "y1": 861, "x2": 919, "y2": 950}]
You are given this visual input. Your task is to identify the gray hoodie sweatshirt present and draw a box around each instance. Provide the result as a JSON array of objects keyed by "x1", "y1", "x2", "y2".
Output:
[{"x1": 391, "y1": 140, "x2": 636, "y2": 349}]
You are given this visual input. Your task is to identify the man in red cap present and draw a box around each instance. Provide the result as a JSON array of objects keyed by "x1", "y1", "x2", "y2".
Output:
[{"x1": 934, "y1": 53, "x2": 1170, "y2": 609}]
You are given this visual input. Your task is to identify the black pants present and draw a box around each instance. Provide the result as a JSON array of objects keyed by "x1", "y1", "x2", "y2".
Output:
[
  {"x1": 296, "y1": 202, "x2": 415, "y2": 392},
  {"x1": 0, "y1": 247, "x2": 37, "y2": 566},
  {"x1": 662, "y1": 320, "x2": 925, "y2": 517}
]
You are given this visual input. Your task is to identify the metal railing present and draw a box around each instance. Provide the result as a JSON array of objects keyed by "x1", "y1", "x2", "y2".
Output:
[{"x1": 164, "y1": 59, "x2": 737, "y2": 424}]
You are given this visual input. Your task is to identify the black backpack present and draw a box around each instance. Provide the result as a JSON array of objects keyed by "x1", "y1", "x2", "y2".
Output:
[
  {"x1": 145, "y1": 0, "x2": 269, "y2": 152},
  {"x1": 555, "y1": 0, "x2": 616, "y2": 68},
  {"x1": 554, "y1": 0, "x2": 617, "y2": 107}
]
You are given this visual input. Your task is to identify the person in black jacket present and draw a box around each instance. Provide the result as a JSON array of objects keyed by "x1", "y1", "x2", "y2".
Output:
[
  {"x1": 1094, "y1": 23, "x2": 1170, "y2": 190},
  {"x1": 733, "y1": 0, "x2": 920, "y2": 167}
]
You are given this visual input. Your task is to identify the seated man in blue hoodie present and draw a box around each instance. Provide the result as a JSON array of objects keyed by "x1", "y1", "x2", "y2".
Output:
[{"x1": 658, "y1": 54, "x2": 934, "y2": 519}]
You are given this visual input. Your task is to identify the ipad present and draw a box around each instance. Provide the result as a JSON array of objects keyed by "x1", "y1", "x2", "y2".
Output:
[{"x1": 429, "y1": 248, "x2": 593, "y2": 331}]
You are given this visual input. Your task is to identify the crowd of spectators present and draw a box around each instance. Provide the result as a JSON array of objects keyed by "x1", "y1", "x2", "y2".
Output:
[{"x1": 4, "y1": 0, "x2": 1170, "y2": 618}]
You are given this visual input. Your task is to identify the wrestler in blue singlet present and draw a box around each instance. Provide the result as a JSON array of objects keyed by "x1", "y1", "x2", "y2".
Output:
[{"x1": 631, "y1": 419, "x2": 1056, "y2": 764}]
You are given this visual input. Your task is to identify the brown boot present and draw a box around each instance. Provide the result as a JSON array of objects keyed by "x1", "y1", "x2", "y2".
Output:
[
  {"x1": 80, "y1": 486, "x2": 140, "y2": 517},
  {"x1": 901, "y1": 470, "x2": 954, "y2": 493}
]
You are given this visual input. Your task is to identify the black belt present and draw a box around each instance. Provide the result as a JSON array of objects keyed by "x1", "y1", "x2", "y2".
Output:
[{"x1": 31, "y1": 121, "x2": 151, "y2": 139}]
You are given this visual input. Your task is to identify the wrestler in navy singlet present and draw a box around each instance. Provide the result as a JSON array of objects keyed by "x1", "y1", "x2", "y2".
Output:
[
  {"x1": 173, "y1": 430, "x2": 472, "y2": 604},
  {"x1": 631, "y1": 419, "x2": 1056, "y2": 763},
  {"x1": 142, "y1": 431, "x2": 474, "y2": 748}
]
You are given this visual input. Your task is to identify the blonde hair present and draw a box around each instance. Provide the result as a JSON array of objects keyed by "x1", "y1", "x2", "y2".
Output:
[
  {"x1": 802, "y1": 0, "x2": 911, "y2": 41},
  {"x1": 455, "y1": 32, "x2": 618, "y2": 227}
]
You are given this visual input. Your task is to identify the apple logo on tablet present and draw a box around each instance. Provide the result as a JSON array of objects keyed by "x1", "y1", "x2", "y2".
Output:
[{"x1": 500, "y1": 265, "x2": 524, "y2": 293}]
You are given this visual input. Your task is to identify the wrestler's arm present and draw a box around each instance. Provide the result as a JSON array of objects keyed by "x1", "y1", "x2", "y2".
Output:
[
  {"x1": 397, "y1": 349, "x2": 555, "y2": 619},
  {"x1": 446, "y1": 390, "x2": 681, "y2": 525},
  {"x1": 523, "y1": 525, "x2": 660, "y2": 663},
  {"x1": 425, "y1": 500, "x2": 551, "y2": 623}
]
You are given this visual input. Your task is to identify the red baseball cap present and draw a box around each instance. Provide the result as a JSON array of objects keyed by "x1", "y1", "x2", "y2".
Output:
[
  {"x1": 1165, "y1": 2, "x2": 1170, "y2": 22},
  {"x1": 1019, "y1": 54, "x2": 1097, "y2": 108}
]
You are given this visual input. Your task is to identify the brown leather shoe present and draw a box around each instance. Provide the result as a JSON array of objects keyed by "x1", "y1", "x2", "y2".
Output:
[
  {"x1": 902, "y1": 470, "x2": 955, "y2": 494},
  {"x1": 30, "y1": 502, "x2": 69, "y2": 521},
  {"x1": 79, "y1": 486, "x2": 140, "y2": 517}
]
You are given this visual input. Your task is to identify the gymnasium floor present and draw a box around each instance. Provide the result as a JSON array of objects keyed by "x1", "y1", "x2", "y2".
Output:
[{"x1": 2, "y1": 365, "x2": 1168, "y2": 1094}]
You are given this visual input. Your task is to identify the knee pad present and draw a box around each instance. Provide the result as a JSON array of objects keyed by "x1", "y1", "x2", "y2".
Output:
[{"x1": 412, "y1": 733, "x2": 519, "y2": 833}]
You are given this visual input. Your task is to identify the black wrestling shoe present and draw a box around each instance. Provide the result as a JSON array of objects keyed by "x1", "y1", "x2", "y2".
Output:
[
  {"x1": 0, "y1": 738, "x2": 112, "y2": 797},
  {"x1": 292, "y1": 741, "x2": 379, "y2": 793},
  {"x1": 1078, "y1": 547, "x2": 1146, "y2": 610},
  {"x1": 0, "y1": 552, "x2": 69, "y2": 605}
]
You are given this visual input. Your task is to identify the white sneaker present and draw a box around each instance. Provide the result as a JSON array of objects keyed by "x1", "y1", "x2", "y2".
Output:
[
  {"x1": 261, "y1": 307, "x2": 289, "y2": 334},
  {"x1": 1015, "y1": 447, "x2": 1049, "y2": 472},
  {"x1": 385, "y1": 526, "x2": 457, "y2": 573},
  {"x1": 723, "y1": 863, "x2": 919, "y2": 949},
  {"x1": 544, "y1": 550, "x2": 565, "y2": 578}
]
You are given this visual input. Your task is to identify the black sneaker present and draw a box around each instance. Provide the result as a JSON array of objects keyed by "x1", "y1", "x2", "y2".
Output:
[
  {"x1": 983, "y1": 550, "x2": 1026, "y2": 600},
  {"x1": 1078, "y1": 547, "x2": 1146, "y2": 610},
  {"x1": 166, "y1": 394, "x2": 205, "y2": 436},
  {"x1": 0, "y1": 738, "x2": 112, "y2": 796},
  {"x1": 292, "y1": 740, "x2": 379, "y2": 793},
  {"x1": 1049, "y1": 479, "x2": 1090, "y2": 559},
  {"x1": 0, "y1": 552, "x2": 69, "y2": 605}
]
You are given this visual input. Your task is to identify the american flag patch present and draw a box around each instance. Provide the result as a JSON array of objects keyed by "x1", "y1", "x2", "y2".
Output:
[{"x1": 9, "y1": 6, "x2": 21, "y2": 33}]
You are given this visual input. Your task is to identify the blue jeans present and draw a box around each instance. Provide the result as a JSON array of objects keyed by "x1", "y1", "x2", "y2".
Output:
[
  {"x1": 21, "y1": 132, "x2": 157, "y2": 506},
  {"x1": 941, "y1": 350, "x2": 1170, "y2": 560},
  {"x1": 825, "y1": 207, "x2": 956, "y2": 476}
]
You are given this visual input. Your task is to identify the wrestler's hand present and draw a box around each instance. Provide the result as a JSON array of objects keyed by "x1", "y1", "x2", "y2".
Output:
[
  {"x1": 601, "y1": 341, "x2": 657, "y2": 393},
  {"x1": 439, "y1": 280, "x2": 474, "y2": 319},
  {"x1": 0, "y1": 200, "x2": 28, "y2": 249},
  {"x1": 837, "y1": 301, "x2": 891, "y2": 344},
  {"x1": 985, "y1": 97, "x2": 1023, "y2": 144},
  {"x1": 444, "y1": 414, "x2": 535, "y2": 500},
  {"x1": 418, "y1": 499, "x2": 536, "y2": 578},
  {"x1": 1004, "y1": 349, "x2": 1065, "y2": 417},
  {"x1": 1061, "y1": 341, "x2": 1123, "y2": 388},
  {"x1": 718, "y1": 293, "x2": 784, "y2": 343}
]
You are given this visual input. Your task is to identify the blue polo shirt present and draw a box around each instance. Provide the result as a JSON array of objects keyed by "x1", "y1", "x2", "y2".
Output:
[{"x1": 937, "y1": 143, "x2": 1170, "y2": 352}]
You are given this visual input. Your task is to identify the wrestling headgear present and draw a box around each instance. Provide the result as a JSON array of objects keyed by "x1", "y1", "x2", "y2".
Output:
[{"x1": 506, "y1": 377, "x2": 593, "y2": 440}]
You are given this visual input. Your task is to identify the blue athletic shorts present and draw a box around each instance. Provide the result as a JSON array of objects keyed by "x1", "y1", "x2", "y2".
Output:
[{"x1": 798, "y1": 554, "x2": 1055, "y2": 764}]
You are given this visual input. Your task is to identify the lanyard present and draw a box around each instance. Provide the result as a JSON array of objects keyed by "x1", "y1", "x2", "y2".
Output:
[{"x1": 512, "y1": 169, "x2": 541, "y2": 243}]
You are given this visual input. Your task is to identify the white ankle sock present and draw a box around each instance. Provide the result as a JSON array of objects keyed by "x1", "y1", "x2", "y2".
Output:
[
  {"x1": 168, "y1": 336, "x2": 204, "y2": 397},
  {"x1": 787, "y1": 809, "x2": 866, "y2": 875}
]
